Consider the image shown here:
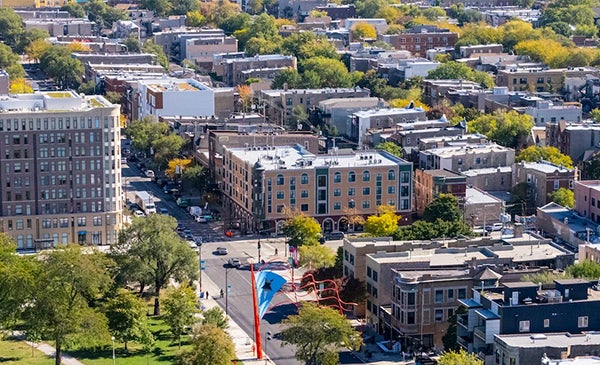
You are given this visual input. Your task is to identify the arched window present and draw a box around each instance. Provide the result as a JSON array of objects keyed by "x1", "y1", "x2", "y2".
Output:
[
  {"x1": 334, "y1": 172, "x2": 342, "y2": 183},
  {"x1": 301, "y1": 173, "x2": 309, "y2": 184},
  {"x1": 348, "y1": 171, "x2": 356, "y2": 182},
  {"x1": 362, "y1": 171, "x2": 370, "y2": 182},
  {"x1": 388, "y1": 169, "x2": 396, "y2": 180}
]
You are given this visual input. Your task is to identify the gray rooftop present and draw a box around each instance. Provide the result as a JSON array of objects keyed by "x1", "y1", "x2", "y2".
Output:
[
  {"x1": 465, "y1": 187, "x2": 503, "y2": 205},
  {"x1": 497, "y1": 332, "x2": 600, "y2": 351},
  {"x1": 461, "y1": 166, "x2": 512, "y2": 176},
  {"x1": 518, "y1": 161, "x2": 573, "y2": 174}
]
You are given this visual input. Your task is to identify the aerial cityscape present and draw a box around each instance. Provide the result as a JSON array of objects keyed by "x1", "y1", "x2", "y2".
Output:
[{"x1": 2, "y1": 0, "x2": 600, "y2": 364}]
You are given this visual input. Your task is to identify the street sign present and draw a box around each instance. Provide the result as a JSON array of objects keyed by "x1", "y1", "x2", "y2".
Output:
[
  {"x1": 200, "y1": 259, "x2": 206, "y2": 270},
  {"x1": 227, "y1": 284, "x2": 231, "y2": 293}
]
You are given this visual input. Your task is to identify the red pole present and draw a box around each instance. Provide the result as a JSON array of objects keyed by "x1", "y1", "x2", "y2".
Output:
[{"x1": 251, "y1": 262, "x2": 263, "y2": 359}]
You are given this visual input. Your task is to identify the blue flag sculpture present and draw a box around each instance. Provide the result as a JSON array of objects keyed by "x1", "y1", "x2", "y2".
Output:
[{"x1": 255, "y1": 270, "x2": 287, "y2": 319}]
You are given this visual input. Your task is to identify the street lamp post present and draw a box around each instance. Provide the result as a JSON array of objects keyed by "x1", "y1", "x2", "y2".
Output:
[
  {"x1": 225, "y1": 266, "x2": 231, "y2": 316},
  {"x1": 264, "y1": 331, "x2": 272, "y2": 365},
  {"x1": 111, "y1": 336, "x2": 115, "y2": 365},
  {"x1": 257, "y1": 237, "x2": 262, "y2": 263}
]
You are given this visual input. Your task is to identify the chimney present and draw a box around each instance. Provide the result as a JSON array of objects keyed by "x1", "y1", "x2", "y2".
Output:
[{"x1": 513, "y1": 223, "x2": 523, "y2": 238}]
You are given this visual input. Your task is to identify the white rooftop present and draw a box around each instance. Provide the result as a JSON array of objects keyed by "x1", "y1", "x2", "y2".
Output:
[
  {"x1": 465, "y1": 187, "x2": 503, "y2": 205},
  {"x1": 0, "y1": 91, "x2": 113, "y2": 113},
  {"x1": 423, "y1": 143, "x2": 513, "y2": 158},
  {"x1": 228, "y1": 144, "x2": 405, "y2": 170},
  {"x1": 499, "y1": 332, "x2": 600, "y2": 350},
  {"x1": 518, "y1": 161, "x2": 573, "y2": 174},
  {"x1": 354, "y1": 107, "x2": 426, "y2": 119},
  {"x1": 461, "y1": 166, "x2": 512, "y2": 176},
  {"x1": 261, "y1": 87, "x2": 367, "y2": 97}
]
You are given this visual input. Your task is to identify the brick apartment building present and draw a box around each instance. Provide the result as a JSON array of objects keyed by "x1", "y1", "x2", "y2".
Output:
[
  {"x1": 221, "y1": 144, "x2": 412, "y2": 234},
  {"x1": 0, "y1": 91, "x2": 122, "y2": 249},
  {"x1": 381, "y1": 26, "x2": 458, "y2": 57}
]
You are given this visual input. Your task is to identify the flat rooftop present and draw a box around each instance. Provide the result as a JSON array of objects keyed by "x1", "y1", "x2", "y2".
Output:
[
  {"x1": 497, "y1": 332, "x2": 600, "y2": 350},
  {"x1": 354, "y1": 107, "x2": 426, "y2": 119},
  {"x1": 518, "y1": 161, "x2": 573, "y2": 174},
  {"x1": 229, "y1": 144, "x2": 406, "y2": 170},
  {"x1": 461, "y1": 166, "x2": 512, "y2": 176},
  {"x1": 0, "y1": 91, "x2": 113, "y2": 113},
  {"x1": 465, "y1": 187, "x2": 503, "y2": 205},
  {"x1": 423, "y1": 143, "x2": 512, "y2": 157},
  {"x1": 261, "y1": 87, "x2": 367, "y2": 97}
]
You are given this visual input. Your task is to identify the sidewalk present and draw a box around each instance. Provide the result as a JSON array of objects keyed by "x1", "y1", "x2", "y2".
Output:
[{"x1": 28, "y1": 343, "x2": 86, "y2": 365}]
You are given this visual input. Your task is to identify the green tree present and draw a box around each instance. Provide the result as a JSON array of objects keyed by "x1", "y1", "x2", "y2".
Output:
[
  {"x1": 468, "y1": 110, "x2": 534, "y2": 149},
  {"x1": 201, "y1": 306, "x2": 228, "y2": 329},
  {"x1": 112, "y1": 214, "x2": 197, "y2": 315},
  {"x1": 25, "y1": 38, "x2": 50, "y2": 64},
  {"x1": 283, "y1": 213, "x2": 323, "y2": 247},
  {"x1": 363, "y1": 205, "x2": 400, "y2": 237},
  {"x1": 171, "y1": 0, "x2": 200, "y2": 15},
  {"x1": 516, "y1": 146, "x2": 573, "y2": 168},
  {"x1": 24, "y1": 246, "x2": 113, "y2": 365},
  {"x1": 0, "y1": 44, "x2": 25, "y2": 79},
  {"x1": 152, "y1": 133, "x2": 185, "y2": 169},
  {"x1": 375, "y1": 141, "x2": 403, "y2": 157},
  {"x1": 438, "y1": 349, "x2": 483, "y2": 365},
  {"x1": 177, "y1": 324, "x2": 236, "y2": 365},
  {"x1": 143, "y1": 39, "x2": 169, "y2": 69},
  {"x1": 280, "y1": 303, "x2": 362, "y2": 365},
  {"x1": 442, "y1": 305, "x2": 467, "y2": 352},
  {"x1": 301, "y1": 57, "x2": 354, "y2": 88},
  {"x1": 141, "y1": 0, "x2": 172, "y2": 16},
  {"x1": 0, "y1": 235, "x2": 36, "y2": 329},
  {"x1": 39, "y1": 46, "x2": 84, "y2": 88},
  {"x1": 123, "y1": 34, "x2": 141, "y2": 53},
  {"x1": 78, "y1": 80, "x2": 97, "y2": 95},
  {"x1": 298, "y1": 245, "x2": 336, "y2": 269},
  {"x1": 522, "y1": 270, "x2": 573, "y2": 284},
  {"x1": 289, "y1": 104, "x2": 308, "y2": 130},
  {"x1": 181, "y1": 164, "x2": 209, "y2": 192},
  {"x1": 61, "y1": 2, "x2": 85, "y2": 18},
  {"x1": 105, "y1": 91, "x2": 122, "y2": 104},
  {"x1": 566, "y1": 260, "x2": 600, "y2": 279},
  {"x1": 0, "y1": 8, "x2": 24, "y2": 48},
  {"x1": 103, "y1": 289, "x2": 154, "y2": 351},
  {"x1": 281, "y1": 32, "x2": 338, "y2": 61},
  {"x1": 423, "y1": 193, "x2": 462, "y2": 222},
  {"x1": 125, "y1": 117, "x2": 169, "y2": 155},
  {"x1": 271, "y1": 68, "x2": 302, "y2": 89},
  {"x1": 427, "y1": 61, "x2": 494, "y2": 88},
  {"x1": 16, "y1": 28, "x2": 49, "y2": 54},
  {"x1": 162, "y1": 284, "x2": 197, "y2": 348},
  {"x1": 85, "y1": 0, "x2": 128, "y2": 28}
]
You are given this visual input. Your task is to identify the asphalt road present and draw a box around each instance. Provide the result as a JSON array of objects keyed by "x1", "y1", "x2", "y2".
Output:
[{"x1": 122, "y1": 162, "x2": 364, "y2": 364}]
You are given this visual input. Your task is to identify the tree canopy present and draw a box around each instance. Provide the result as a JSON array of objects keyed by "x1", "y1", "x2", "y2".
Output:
[
  {"x1": 177, "y1": 324, "x2": 236, "y2": 365},
  {"x1": 280, "y1": 303, "x2": 362, "y2": 365},
  {"x1": 516, "y1": 146, "x2": 573, "y2": 168},
  {"x1": 550, "y1": 188, "x2": 574, "y2": 208},
  {"x1": 423, "y1": 194, "x2": 462, "y2": 222},
  {"x1": 103, "y1": 289, "x2": 154, "y2": 351},
  {"x1": 375, "y1": 141, "x2": 403, "y2": 157},
  {"x1": 112, "y1": 214, "x2": 197, "y2": 315},
  {"x1": 468, "y1": 110, "x2": 534, "y2": 149},
  {"x1": 566, "y1": 260, "x2": 600, "y2": 279},
  {"x1": 427, "y1": 61, "x2": 494, "y2": 89},
  {"x1": 162, "y1": 285, "x2": 197, "y2": 348},
  {"x1": 283, "y1": 213, "x2": 323, "y2": 247},
  {"x1": 126, "y1": 117, "x2": 169, "y2": 155},
  {"x1": 298, "y1": 245, "x2": 336, "y2": 269},
  {"x1": 363, "y1": 205, "x2": 401, "y2": 237},
  {"x1": 438, "y1": 349, "x2": 483, "y2": 365}
]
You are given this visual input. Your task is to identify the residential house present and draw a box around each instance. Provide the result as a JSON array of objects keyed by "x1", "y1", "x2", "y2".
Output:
[
  {"x1": 381, "y1": 26, "x2": 459, "y2": 57},
  {"x1": 414, "y1": 169, "x2": 466, "y2": 215},
  {"x1": 512, "y1": 161, "x2": 577, "y2": 209},
  {"x1": 419, "y1": 143, "x2": 516, "y2": 171},
  {"x1": 546, "y1": 121, "x2": 600, "y2": 162},
  {"x1": 496, "y1": 67, "x2": 599, "y2": 93}
]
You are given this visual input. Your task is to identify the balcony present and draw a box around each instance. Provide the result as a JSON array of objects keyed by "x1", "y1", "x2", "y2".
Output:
[
  {"x1": 457, "y1": 335, "x2": 471, "y2": 349},
  {"x1": 473, "y1": 326, "x2": 486, "y2": 341},
  {"x1": 457, "y1": 314, "x2": 468, "y2": 328}
]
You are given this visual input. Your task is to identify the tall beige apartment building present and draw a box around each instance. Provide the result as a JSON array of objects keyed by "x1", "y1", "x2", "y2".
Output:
[
  {"x1": 0, "y1": 91, "x2": 122, "y2": 250},
  {"x1": 222, "y1": 144, "x2": 413, "y2": 234}
]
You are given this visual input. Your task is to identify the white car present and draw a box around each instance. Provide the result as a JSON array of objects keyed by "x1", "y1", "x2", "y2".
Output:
[
  {"x1": 133, "y1": 210, "x2": 145, "y2": 217},
  {"x1": 145, "y1": 170, "x2": 155, "y2": 178},
  {"x1": 228, "y1": 258, "x2": 241, "y2": 268},
  {"x1": 216, "y1": 247, "x2": 228, "y2": 255}
]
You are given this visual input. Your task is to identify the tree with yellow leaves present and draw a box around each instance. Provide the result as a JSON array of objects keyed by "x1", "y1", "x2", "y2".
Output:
[
  {"x1": 165, "y1": 158, "x2": 193, "y2": 179},
  {"x1": 9, "y1": 78, "x2": 33, "y2": 94},
  {"x1": 66, "y1": 42, "x2": 92, "y2": 52},
  {"x1": 25, "y1": 38, "x2": 50, "y2": 63},
  {"x1": 363, "y1": 205, "x2": 400, "y2": 237},
  {"x1": 351, "y1": 22, "x2": 377, "y2": 41},
  {"x1": 236, "y1": 84, "x2": 253, "y2": 113}
]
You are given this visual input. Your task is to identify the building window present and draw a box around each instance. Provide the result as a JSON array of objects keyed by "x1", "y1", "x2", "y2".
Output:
[
  {"x1": 301, "y1": 204, "x2": 308, "y2": 212},
  {"x1": 276, "y1": 205, "x2": 284, "y2": 213},
  {"x1": 362, "y1": 171, "x2": 370, "y2": 182},
  {"x1": 388, "y1": 170, "x2": 396, "y2": 180},
  {"x1": 301, "y1": 190, "x2": 308, "y2": 198},
  {"x1": 544, "y1": 319, "x2": 550, "y2": 328},
  {"x1": 348, "y1": 171, "x2": 356, "y2": 182},
  {"x1": 362, "y1": 187, "x2": 370, "y2": 195},
  {"x1": 333, "y1": 188, "x2": 341, "y2": 197},
  {"x1": 277, "y1": 174, "x2": 284, "y2": 185},
  {"x1": 388, "y1": 186, "x2": 395, "y2": 194},
  {"x1": 435, "y1": 309, "x2": 443, "y2": 322},
  {"x1": 301, "y1": 173, "x2": 308, "y2": 184},
  {"x1": 333, "y1": 202, "x2": 341, "y2": 210},
  {"x1": 554, "y1": 180, "x2": 559, "y2": 190},
  {"x1": 277, "y1": 191, "x2": 284, "y2": 199},
  {"x1": 362, "y1": 201, "x2": 370, "y2": 209},
  {"x1": 458, "y1": 288, "x2": 466, "y2": 299},
  {"x1": 372, "y1": 270, "x2": 378, "y2": 282},
  {"x1": 519, "y1": 320, "x2": 530, "y2": 332},
  {"x1": 435, "y1": 289, "x2": 443, "y2": 303},
  {"x1": 348, "y1": 200, "x2": 356, "y2": 209},
  {"x1": 349, "y1": 188, "x2": 356, "y2": 196},
  {"x1": 447, "y1": 289, "x2": 454, "y2": 299},
  {"x1": 578, "y1": 316, "x2": 589, "y2": 328},
  {"x1": 334, "y1": 172, "x2": 341, "y2": 183}
]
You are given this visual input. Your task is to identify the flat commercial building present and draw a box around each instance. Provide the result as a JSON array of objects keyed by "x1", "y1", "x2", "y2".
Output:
[{"x1": 0, "y1": 91, "x2": 122, "y2": 250}]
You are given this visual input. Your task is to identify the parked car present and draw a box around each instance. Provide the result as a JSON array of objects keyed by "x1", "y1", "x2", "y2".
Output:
[
  {"x1": 133, "y1": 210, "x2": 145, "y2": 217},
  {"x1": 216, "y1": 247, "x2": 228, "y2": 255},
  {"x1": 184, "y1": 230, "x2": 194, "y2": 240},
  {"x1": 326, "y1": 231, "x2": 345, "y2": 240},
  {"x1": 228, "y1": 258, "x2": 241, "y2": 268},
  {"x1": 159, "y1": 208, "x2": 169, "y2": 214},
  {"x1": 145, "y1": 170, "x2": 155, "y2": 178},
  {"x1": 187, "y1": 241, "x2": 198, "y2": 249},
  {"x1": 492, "y1": 223, "x2": 503, "y2": 231}
]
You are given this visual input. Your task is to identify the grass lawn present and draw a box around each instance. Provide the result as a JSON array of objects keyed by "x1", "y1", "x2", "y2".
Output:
[
  {"x1": 0, "y1": 338, "x2": 55, "y2": 364},
  {"x1": 71, "y1": 317, "x2": 191, "y2": 365}
]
